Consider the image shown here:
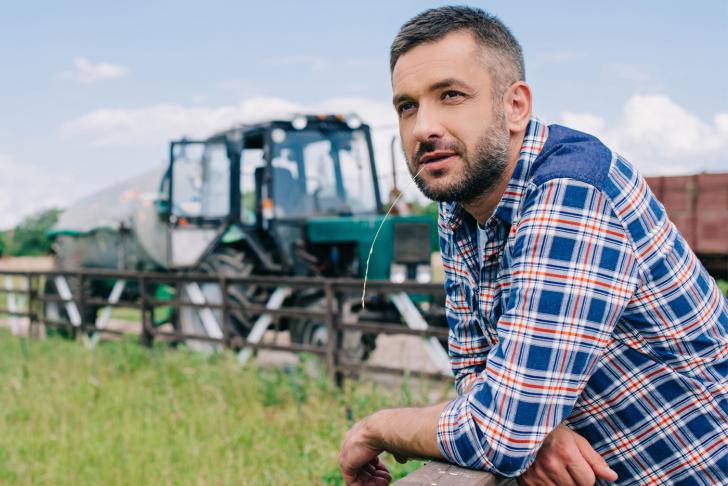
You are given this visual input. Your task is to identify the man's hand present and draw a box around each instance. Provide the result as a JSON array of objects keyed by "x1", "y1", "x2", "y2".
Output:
[
  {"x1": 517, "y1": 424, "x2": 618, "y2": 486},
  {"x1": 339, "y1": 404, "x2": 446, "y2": 485},
  {"x1": 339, "y1": 417, "x2": 392, "y2": 486}
]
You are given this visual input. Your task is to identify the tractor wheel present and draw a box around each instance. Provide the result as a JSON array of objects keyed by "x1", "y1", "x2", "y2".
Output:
[
  {"x1": 177, "y1": 247, "x2": 262, "y2": 352},
  {"x1": 290, "y1": 297, "x2": 376, "y2": 363},
  {"x1": 42, "y1": 274, "x2": 98, "y2": 339}
]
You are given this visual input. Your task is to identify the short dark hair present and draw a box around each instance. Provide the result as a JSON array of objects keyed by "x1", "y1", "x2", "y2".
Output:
[{"x1": 390, "y1": 6, "x2": 525, "y2": 97}]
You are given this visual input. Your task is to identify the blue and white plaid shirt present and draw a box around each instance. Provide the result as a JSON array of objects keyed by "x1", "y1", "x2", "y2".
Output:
[{"x1": 436, "y1": 118, "x2": 728, "y2": 484}]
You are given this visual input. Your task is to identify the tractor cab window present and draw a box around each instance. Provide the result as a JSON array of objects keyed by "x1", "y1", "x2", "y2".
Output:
[
  {"x1": 171, "y1": 142, "x2": 230, "y2": 219},
  {"x1": 240, "y1": 135, "x2": 265, "y2": 225},
  {"x1": 270, "y1": 128, "x2": 376, "y2": 218},
  {"x1": 336, "y1": 130, "x2": 377, "y2": 214}
]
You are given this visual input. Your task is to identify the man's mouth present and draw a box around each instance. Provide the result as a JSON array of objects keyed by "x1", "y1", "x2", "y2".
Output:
[{"x1": 419, "y1": 151, "x2": 458, "y2": 169}]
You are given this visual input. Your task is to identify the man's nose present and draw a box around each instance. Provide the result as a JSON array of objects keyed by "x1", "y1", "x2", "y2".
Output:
[{"x1": 411, "y1": 103, "x2": 445, "y2": 143}]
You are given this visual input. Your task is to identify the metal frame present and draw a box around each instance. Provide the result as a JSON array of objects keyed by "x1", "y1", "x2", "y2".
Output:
[{"x1": 0, "y1": 268, "x2": 452, "y2": 383}]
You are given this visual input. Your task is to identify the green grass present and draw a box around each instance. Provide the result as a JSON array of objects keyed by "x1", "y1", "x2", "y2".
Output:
[
  {"x1": 0, "y1": 330, "x2": 443, "y2": 485},
  {"x1": 715, "y1": 279, "x2": 728, "y2": 298}
]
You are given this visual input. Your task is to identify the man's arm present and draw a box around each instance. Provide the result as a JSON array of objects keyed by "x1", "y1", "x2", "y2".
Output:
[
  {"x1": 338, "y1": 403, "x2": 446, "y2": 485},
  {"x1": 437, "y1": 179, "x2": 640, "y2": 475},
  {"x1": 338, "y1": 403, "x2": 618, "y2": 485},
  {"x1": 341, "y1": 179, "x2": 639, "y2": 483}
]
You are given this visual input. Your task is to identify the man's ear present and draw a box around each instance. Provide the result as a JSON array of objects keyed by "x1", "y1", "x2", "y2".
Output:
[{"x1": 503, "y1": 81, "x2": 532, "y2": 133}]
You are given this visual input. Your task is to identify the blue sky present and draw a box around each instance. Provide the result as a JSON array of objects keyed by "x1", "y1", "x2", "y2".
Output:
[{"x1": 1, "y1": 0, "x2": 727, "y2": 228}]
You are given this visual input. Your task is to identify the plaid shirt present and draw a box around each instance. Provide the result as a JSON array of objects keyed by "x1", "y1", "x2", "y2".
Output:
[{"x1": 436, "y1": 118, "x2": 728, "y2": 484}]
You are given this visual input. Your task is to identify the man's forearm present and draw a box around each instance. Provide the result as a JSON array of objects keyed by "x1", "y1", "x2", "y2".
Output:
[{"x1": 361, "y1": 401, "x2": 449, "y2": 461}]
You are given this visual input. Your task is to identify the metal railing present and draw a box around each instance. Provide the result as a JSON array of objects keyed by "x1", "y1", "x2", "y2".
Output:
[{"x1": 0, "y1": 268, "x2": 451, "y2": 382}]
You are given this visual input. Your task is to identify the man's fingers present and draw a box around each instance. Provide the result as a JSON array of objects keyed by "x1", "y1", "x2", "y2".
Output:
[
  {"x1": 518, "y1": 465, "x2": 562, "y2": 486},
  {"x1": 371, "y1": 456, "x2": 390, "y2": 471},
  {"x1": 369, "y1": 457, "x2": 392, "y2": 484},
  {"x1": 566, "y1": 462, "x2": 597, "y2": 486},
  {"x1": 355, "y1": 469, "x2": 389, "y2": 486},
  {"x1": 350, "y1": 468, "x2": 390, "y2": 486},
  {"x1": 374, "y1": 468, "x2": 392, "y2": 482},
  {"x1": 542, "y1": 453, "x2": 579, "y2": 486},
  {"x1": 360, "y1": 474, "x2": 389, "y2": 486},
  {"x1": 576, "y1": 437, "x2": 618, "y2": 481},
  {"x1": 532, "y1": 469, "x2": 559, "y2": 486}
]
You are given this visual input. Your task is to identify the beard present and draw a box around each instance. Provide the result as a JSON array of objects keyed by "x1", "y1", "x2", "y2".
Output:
[{"x1": 407, "y1": 114, "x2": 510, "y2": 204}]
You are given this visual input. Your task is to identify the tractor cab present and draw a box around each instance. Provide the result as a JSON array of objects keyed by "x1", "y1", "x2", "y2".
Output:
[
  {"x1": 162, "y1": 114, "x2": 383, "y2": 272},
  {"x1": 239, "y1": 114, "x2": 381, "y2": 224}
]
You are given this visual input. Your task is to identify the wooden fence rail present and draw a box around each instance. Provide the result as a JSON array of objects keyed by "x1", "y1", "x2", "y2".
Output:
[
  {"x1": 393, "y1": 461, "x2": 516, "y2": 486},
  {"x1": 0, "y1": 268, "x2": 450, "y2": 382}
]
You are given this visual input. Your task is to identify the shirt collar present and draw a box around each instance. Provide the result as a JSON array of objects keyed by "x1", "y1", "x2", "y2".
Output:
[{"x1": 440, "y1": 116, "x2": 549, "y2": 231}]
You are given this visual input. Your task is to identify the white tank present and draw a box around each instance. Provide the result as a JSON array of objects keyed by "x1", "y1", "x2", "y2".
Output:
[{"x1": 51, "y1": 167, "x2": 170, "y2": 270}]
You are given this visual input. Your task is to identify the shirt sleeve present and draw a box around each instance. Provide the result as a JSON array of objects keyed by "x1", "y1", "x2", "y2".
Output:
[
  {"x1": 438, "y1": 204, "x2": 499, "y2": 395},
  {"x1": 444, "y1": 277, "x2": 498, "y2": 395},
  {"x1": 437, "y1": 178, "x2": 641, "y2": 476}
]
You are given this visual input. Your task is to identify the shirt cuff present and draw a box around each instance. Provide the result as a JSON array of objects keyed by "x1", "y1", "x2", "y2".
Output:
[{"x1": 437, "y1": 394, "x2": 496, "y2": 472}]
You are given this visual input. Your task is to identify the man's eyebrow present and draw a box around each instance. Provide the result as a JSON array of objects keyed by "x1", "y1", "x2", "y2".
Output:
[
  {"x1": 429, "y1": 78, "x2": 473, "y2": 92},
  {"x1": 392, "y1": 78, "x2": 474, "y2": 107}
]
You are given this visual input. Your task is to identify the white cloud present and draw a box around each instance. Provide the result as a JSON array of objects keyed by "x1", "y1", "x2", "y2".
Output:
[
  {"x1": 714, "y1": 113, "x2": 728, "y2": 134},
  {"x1": 560, "y1": 112, "x2": 607, "y2": 135},
  {"x1": 59, "y1": 96, "x2": 398, "y2": 147},
  {"x1": 60, "y1": 97, "x2": 302, "y2": 148},
  {"x1": 57, "y1": 57, "x2": 129, "y2": 83},
  {"x1": 58, "y1": 96, "x2": 419, "y2": 203},
  {"x1": 560, "y1": 95, "x2": 728, "y2": 175},
  {"x1": 0, "y1": 153, "x2": 78, "y2": 229}
]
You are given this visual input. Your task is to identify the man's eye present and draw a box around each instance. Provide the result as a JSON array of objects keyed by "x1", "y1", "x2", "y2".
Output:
[
  {"x1": 442, "y1": 90, "x2": 464, "y2": 100},
  {"x1": 397, "y1": 102, "x2": 417, "y2": 115}
]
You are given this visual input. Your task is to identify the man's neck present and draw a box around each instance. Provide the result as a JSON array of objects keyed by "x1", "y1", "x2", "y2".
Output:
[{"x1": 460, "y1": 131, "x2": 525, "y2": 225}]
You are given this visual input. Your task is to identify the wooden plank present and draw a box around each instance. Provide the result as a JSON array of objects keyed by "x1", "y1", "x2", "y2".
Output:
[{"x1": 393, "y1": 461, "x2": 515, "y2": 486}]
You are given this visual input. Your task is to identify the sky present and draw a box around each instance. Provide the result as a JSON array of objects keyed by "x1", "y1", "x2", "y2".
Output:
[{"x1": 1, "y1": 0, "x2": 727, "y2": 229}]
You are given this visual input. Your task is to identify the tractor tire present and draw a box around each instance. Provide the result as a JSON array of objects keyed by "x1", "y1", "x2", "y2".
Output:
[
  {"x1": 177, "y1": 247, "x2": 262, "y2": 352},
  {"x1": 290, "y1": 297, "x2": 376, "y2": 363}
]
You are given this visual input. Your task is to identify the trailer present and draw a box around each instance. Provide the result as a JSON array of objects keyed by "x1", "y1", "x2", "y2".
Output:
[{"x1": 645, "y1": 172, "x2": 728, "y2": 279}]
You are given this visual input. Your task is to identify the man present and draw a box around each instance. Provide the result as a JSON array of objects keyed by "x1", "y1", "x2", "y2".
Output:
[{"x1": 338, "y1": 6, "x2": 728, "y2": 486}]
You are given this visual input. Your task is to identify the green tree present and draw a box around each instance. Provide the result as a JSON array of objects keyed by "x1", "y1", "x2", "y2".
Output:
[{"x1": 6, "y1": 208, "x2": 62, "y2": 256}]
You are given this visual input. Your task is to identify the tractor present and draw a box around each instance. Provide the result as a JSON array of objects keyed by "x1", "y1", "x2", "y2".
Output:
[{"x1": 45, "y1": 114, "x2": 446, "y2": 363}]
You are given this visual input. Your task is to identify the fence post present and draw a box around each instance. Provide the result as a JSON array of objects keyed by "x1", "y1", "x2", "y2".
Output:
[
  {"x1": 173, "y1": 280, "x2": 182, "y2": 344},
  {"x1": 323, "y1": 281, "x2": 341, "y2": 386},
  {"x1": 220, "y1": 276, "x2": 231, "y2": 350},
  {"x1": 27, "y1": 274, "x2": 37, "y2": 338},
  {"x1": 78, "y1": 273, "x2": 88, "y2": 336},
  {"x1": 139, "y1": 275, "x2": 154, "y2": 347}
]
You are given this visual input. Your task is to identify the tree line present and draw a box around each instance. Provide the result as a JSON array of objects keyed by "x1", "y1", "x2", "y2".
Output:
[{"x1": 0, "y1": 208, "x2": 61, "y2": 257}]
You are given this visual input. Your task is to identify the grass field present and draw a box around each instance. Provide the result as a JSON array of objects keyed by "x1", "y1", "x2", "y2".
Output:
[{"x1": 0, "y1": 330, "x2": 444, "y2": 485}]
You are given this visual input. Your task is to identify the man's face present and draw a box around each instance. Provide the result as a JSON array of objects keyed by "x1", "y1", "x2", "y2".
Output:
[{"x1": 392, "y1": 30, "x2": 510, "y2": 203}]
